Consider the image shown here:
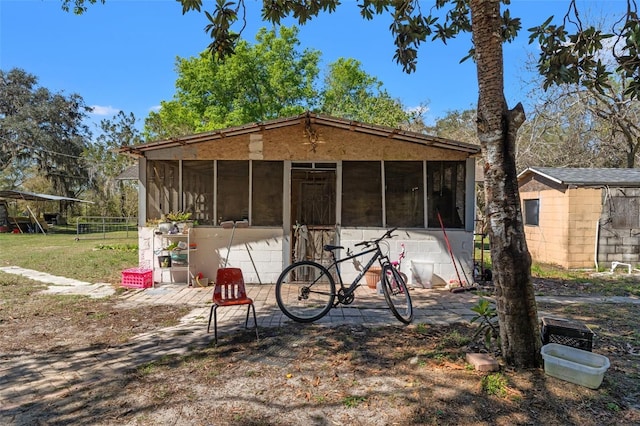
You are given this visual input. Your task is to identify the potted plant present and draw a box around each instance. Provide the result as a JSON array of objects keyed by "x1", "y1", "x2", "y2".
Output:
[
  {"x1": 166, "y1": 211, "x2": 193, "y2": 233},
  {"x1": 166, "y1": 211, "x2": 192, "y2": 222}
]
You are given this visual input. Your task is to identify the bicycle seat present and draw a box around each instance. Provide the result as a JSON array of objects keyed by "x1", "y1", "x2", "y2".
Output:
[{"x1": 323, "y1": 244, "x2": 344, "y2": 252}]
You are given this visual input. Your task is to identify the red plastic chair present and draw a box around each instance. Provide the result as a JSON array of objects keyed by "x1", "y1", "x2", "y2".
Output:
[{"x1": 207, "y1": 267, "x2": 259, "y2": 344}]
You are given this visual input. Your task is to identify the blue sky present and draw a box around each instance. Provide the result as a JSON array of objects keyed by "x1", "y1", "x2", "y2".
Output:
[{"x1": 0, "y1": 0, "x2": 627, "y2": 136}]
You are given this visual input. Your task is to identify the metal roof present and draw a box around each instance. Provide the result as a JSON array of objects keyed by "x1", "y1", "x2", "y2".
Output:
[
  {"x1": 115, "y1": 165, "x2": 138, "y2": 180},
  {"x1": 118, "y1": 111, "x2": 481, "y2": 156},
  {"x1": 518, "y1": 167, "x2": 640, "y2": 187},
  {"x1": 0, "y1": 190, "x2": 92, "y2": 203}
]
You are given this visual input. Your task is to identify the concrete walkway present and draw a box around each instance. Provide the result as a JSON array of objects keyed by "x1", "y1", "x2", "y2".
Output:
[{"x1": 1, "y1": 266, "x2": 638, "y2": 424}]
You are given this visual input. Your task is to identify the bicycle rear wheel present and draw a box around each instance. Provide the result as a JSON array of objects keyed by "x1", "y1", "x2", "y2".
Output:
[
  {"x1": 275, "y1": 261, "x2": 336, "y2": 323},
  {"x1": 381, "y1": 264, "x2": 413, "y2": 324}
]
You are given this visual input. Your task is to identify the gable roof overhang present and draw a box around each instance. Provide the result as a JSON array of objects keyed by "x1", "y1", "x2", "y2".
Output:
[
  {"x1": 518, "y1": 167, "x2": 640, "y2": 188},
  {"x1": 118, "y1": 112, "x2": 480, "y2": 157}
]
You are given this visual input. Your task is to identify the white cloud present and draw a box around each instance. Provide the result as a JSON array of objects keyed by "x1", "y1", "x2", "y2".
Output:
[
  {"x1": 90, "y1": 105, "x2": 121, "y2": 116},
  {"x1": 149, "y1": 105, "x2": 161, "y2": 112}
]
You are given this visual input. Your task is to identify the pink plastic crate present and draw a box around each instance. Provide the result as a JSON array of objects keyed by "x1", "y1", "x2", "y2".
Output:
[{"x1": 121, "y1": 267, "x2": 153, "y2": 289}]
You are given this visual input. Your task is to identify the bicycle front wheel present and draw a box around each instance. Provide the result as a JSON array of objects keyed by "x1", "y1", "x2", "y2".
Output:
[
  {"x1": 275, "y1": 261, "x2": 336, "y2": 323},
  {"x1": 381, "y1": 264, "x2": 413, "y2": 324}
]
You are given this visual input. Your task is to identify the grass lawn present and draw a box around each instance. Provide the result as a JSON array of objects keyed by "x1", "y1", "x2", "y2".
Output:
[{"x1": 0, "y1": 230, "x2": 138, "y2": 284}]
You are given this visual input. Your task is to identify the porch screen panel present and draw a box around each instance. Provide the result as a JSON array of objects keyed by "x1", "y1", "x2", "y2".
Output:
[
  {"x1": 252, "y1": 161, "x2": 283, "y2": 226},
  {"x1": 342, "y1": 161, "x2": 382, "y2": 227},
  {"x1": 427, "y1": 161, "x2": 465, "y2": 228},
  {"x1": 385, "y1": 161, "x2": 424, "y2": 227},
  {"x1": 217, "y1": 161, "x2": 249, "y2": 223},
  {"x1": 183, "y1": 160, "x2": 214, "y2": 225},
  {"x1": 146, "y1": 160, "x2": 180, "y2": 220}
]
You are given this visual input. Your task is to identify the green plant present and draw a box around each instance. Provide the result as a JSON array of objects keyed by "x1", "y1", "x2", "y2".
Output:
[
  {"x1": 481, "y1": 373, "x2": 507, "y2": 397},
  {"x1": 415, "y1": 323, "x2": 429, "y2": 334},
  {"x1": 440, "y1": 329, "x2": 471, "y2": 347},
  {"x1": 137, "y1": 361, "x2": 156, "y2": 376},
  {"x1": 342, "y1": 395, "x2": 367, "y2": 408},
  {"x1": 166, "y1": 211, "x2": 192, "y2": 222},
  {"x1": 606, "y1": 402, "x2": 621, "y2": 412},
  {"x1": 470, "y1": 298, "x2": 500, "y2": 351}
]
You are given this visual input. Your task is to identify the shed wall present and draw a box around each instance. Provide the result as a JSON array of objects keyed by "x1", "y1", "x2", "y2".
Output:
[
  {"x1": 520, "y1": 186, "x2": 602, "y2": 268},
  {"x1": 521, "y1": 187, "x2": 570, "y2": 268}
]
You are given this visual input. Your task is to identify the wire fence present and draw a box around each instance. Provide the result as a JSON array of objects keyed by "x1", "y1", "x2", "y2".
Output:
[{"x1": 75, "y1": 216, "x2": 138, "y2": 240}]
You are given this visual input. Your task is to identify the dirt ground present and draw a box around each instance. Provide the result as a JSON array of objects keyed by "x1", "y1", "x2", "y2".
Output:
[{"x1": 1, "y1": 274, "x2": 639, "y2": 425}]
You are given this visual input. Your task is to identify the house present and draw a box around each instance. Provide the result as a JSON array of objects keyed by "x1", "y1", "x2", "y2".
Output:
[
  {"x1": 518, "y1": 167, "x2": 640, "y2": 269},
  {"x1": 120, "y1": 112, "x2": 481, "y2": 286}
]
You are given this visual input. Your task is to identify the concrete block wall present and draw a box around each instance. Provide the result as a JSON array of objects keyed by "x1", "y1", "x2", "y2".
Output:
[
  {"x1": 337, "y1": 228, "x2": 474, "y2": 288},
  {"x1": 598, "y1": 227, "x2": 640, "y2": 265},
  {"x1": 522, "y1": 187, "x2": 604, "y2": 269},
  {"x1": 138, "y1": 226, "x2": 474, "y2": 286},
  {"x1": 521, "y1": 188, "x2": 570, "y2": 268},
  {"x1": 566, "y1": 188, "x2": 601, "y2": 268},
  {"x1": 597, "y1": 188, "x2": 640, "y2": 268}
]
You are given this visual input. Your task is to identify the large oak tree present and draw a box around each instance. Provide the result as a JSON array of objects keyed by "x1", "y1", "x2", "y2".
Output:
[{"x1": 0, "y1": 68, "x2": 92, "y2": 199}]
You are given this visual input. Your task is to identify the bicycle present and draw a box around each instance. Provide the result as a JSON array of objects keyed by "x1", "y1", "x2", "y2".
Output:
[{"x1": 275, "y1": 228, "x2": 413, "y2": 324}]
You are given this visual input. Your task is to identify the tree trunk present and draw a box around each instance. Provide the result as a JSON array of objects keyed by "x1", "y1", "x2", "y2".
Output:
[{"x1": 470, "y1": 0, "x2": 541, "y2": 368}]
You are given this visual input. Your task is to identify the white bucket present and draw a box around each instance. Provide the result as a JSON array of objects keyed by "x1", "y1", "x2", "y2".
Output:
[{"x1": 411, "y1": 260, "x2": 434, "y2": 289}]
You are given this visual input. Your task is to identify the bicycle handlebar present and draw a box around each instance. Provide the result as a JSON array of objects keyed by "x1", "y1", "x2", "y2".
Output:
[{"x1": 354, "y1": 227, "x2": 398, "y2": 247}]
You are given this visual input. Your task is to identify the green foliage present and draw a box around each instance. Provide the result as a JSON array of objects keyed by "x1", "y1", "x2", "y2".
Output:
[
  {"x1": 430, "y1": 108, "x2": 478, "y2": 143},
  {"x1": 528, "y1": 15, "x2": 612, "y2": 93},
  {"x1": 528, "y1": 3, "x2": 640, "y2": 101},
  {"x1": 166, "y1": 211, "x2": 193, "y2": 222},
  {"x1": 144, "y1": 26, "x2": 320, "y2": 139},
  {"x1": 321, "y1": 58, "x2": 412, "y2": 127},
  {"x1": 143, "y1": 26, "x2": 416, "y2": 139},
  {"x1": 173, "y1": 0, "x2": 522, "y2": 74},
  {"x1": 94, "y1": 243, "x2": 138, "y2": 252},
  {"x1": 0, "y1": 68, "x2": 92, "y2": 197},
  {"x1": 481, "y1": 372, "x2": 508, "y2": 397},
  {"x1": 470, "y1": 298, "x2": 500, "y2": 351},
  {"x1": 83, "y1": 111, "x2": 141, "y2": 217},
  {"x1": 341, "y1": 395, "x2": 367, "y2": 408},
  {"x1": 439, "y1": 329, "x2": 471, "y2": 348},
  {"x1": 60, "y1": 0, "x2": 104, "y2": 14}
]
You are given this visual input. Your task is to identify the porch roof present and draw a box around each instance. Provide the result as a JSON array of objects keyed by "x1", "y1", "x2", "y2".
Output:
[
  {"x1": 518, "y1": 167, "x2": 640, "y2": 188},
  {"x1": 118, "y1": 111, "x2": 480, "y2": 156}
]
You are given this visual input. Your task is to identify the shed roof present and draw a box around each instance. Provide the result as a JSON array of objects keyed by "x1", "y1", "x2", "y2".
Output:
[
  {"x1": 118, "y1": 111, "x2": 480, "y2": 156},
  {"x1": 518, "y1": 167, "x2": 640, "y2": 187},
  {"x1": 0, "y1": 189, "x2": 92, "y2": 203},
  {"x1": 115, "y1": 165, "x2": 138, "y2": 181}
]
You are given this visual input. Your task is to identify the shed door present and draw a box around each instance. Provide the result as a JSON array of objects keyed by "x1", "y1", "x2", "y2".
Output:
[{"x1": 290, "y1": 164, "x2": 336, "y2": 263}]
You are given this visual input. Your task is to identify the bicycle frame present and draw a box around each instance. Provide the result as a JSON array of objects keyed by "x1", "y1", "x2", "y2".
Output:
[{"x1": 323, "y1": 241, "x2": 391, "y2": 297}]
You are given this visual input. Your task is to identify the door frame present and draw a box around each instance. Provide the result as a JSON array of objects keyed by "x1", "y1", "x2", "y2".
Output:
[{"x1": 282, "y1": 161, "x2": 341, "y2": 267}]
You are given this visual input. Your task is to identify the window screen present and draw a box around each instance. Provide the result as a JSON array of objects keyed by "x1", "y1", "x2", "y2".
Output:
[
  {"x1": 217, "y1": 161, "x2": 249, "y2": 224},
  {"x1": 342, "y1": 161, "x2": 382, "y2": 226},
  {"x1": 183, "y1": 160, "x2": 214, "y2": 225},
  {"x1": 385, "y1": 161, "x2": 424, "y2": 227},
  {"x1": 252, "y1": 161, "x2": 283, "y2": 226},
  {"x1": 427, "y1": 161, "x2": 465, "y2": 228}
]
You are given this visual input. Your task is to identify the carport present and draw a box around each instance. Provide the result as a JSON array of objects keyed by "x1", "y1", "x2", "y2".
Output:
[{"x1": 0, "y1": 189, "x2": 92, "y2": 234}]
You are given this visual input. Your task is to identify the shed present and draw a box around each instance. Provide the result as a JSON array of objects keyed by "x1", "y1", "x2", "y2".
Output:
[
  {"x1": 518, "y1": 167, "x2": 640, "y2": 269},
  {"x1": 120, "y1": 112, "x2": 481, "y2": 285}
]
